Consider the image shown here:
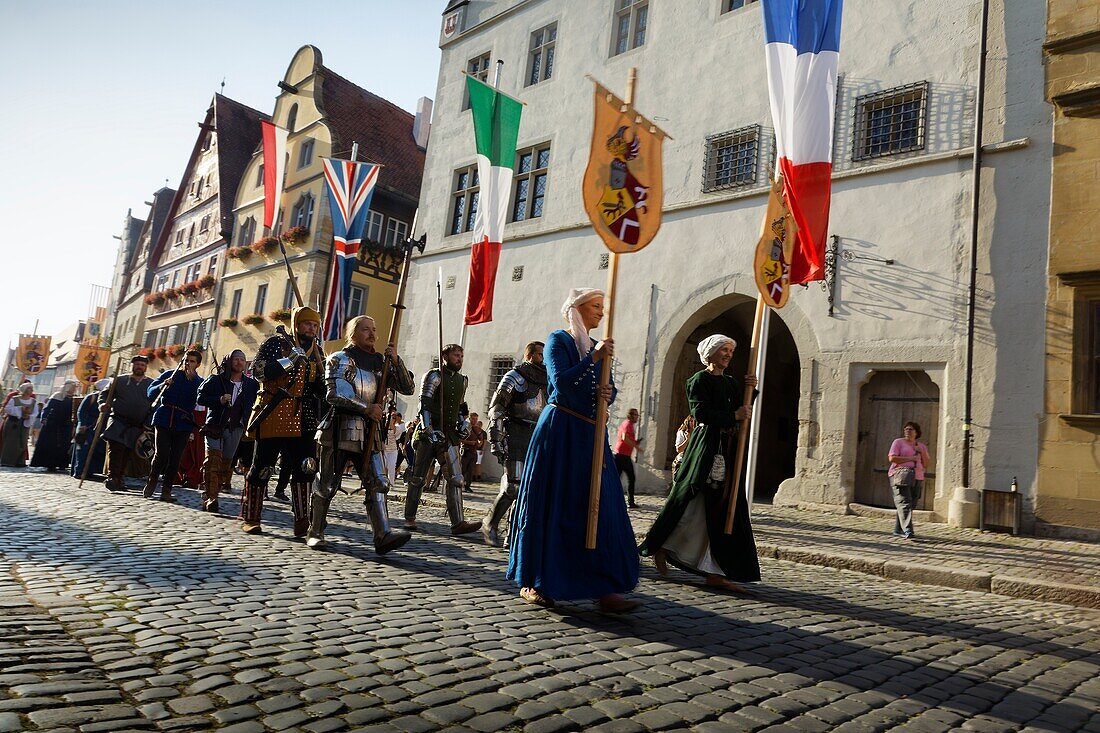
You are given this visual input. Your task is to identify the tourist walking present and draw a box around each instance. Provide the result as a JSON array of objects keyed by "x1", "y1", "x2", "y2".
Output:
[{"x1": 888, "y1": 421, "x2": 932, "y2": 539}]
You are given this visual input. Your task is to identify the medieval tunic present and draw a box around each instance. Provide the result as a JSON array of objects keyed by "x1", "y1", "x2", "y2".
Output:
[
  {"x1": 100, "y1": 376, "x2": 153, "y2": 450},
  {"x1": 639, "y1": 370, "x2": 761, "y2": 583},
  {"x1": 1, "y1": 397, "x2": 39, "y2": 467},
  {"x1": 71, "y1": 391, "x2": 106, "y2": 479},
  {"x1": 506, "y1": 329, "x2": 639, "y2": 600},
  {"x1": 31, "y1": 393, "x2": 76, "y2": 470}
]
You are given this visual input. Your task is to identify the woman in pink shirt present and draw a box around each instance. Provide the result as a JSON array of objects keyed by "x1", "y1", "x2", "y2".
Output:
[{"x1": 887, "y1": 421, "x2": 932, "y2": 539}]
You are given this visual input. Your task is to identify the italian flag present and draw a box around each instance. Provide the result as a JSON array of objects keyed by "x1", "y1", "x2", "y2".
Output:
[{"x1": 464, "y1": 75, "x2": 522, "y2": 326}]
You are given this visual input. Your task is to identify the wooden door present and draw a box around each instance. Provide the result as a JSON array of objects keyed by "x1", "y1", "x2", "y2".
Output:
[{"x1": 855, "y1": 371, "x2": 939, "y2": 510}]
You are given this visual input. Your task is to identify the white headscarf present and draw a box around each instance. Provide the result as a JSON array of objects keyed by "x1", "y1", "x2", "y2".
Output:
[
  {"x1": 697, "y1": 334, "x2": 736, "y2": 365},
  {"x1": 561, "y1": 288, "x2": 605, "y2": 359}
]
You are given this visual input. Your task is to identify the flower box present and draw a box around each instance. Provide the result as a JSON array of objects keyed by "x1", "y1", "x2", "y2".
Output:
[
  {"x1": 154, "y1": 347, "x2": 168, "y2": 360},
  {"x1": 227, "y1": 246, "x2": 252, "y2": 260},
  {"x1": 144, "y1": 292, "x2": 165, "y2": 306},
  {"x1": 198, "y1": 274, "x2": 216, "y2": 288},
  {"x1": 268, "y1": 308, "x2": 292, "y2": 323},
  {"x1": 167, "y1": 344, "x2": 185, "y2": 358},
  {"x1": 281, "y1": 226, "x2": 309, "y2": 245},
  {"x1": 242, "y1": 313, "x2": 266, "y2": 326},
  {"x1": 251, "y1": 236, "x2": 280, "y2": 255},
  {"x1": 138, "y1": 347, "x2": 155, "y2": 358},
  {"x1": 163, "y1": 287, "x2": 181, "y2": 301},
  {"x1": 219, "y1": 317, "x2": 238, "y2": 328},
  {"x1": 181, "y1": 280, "x2": 201, "y2": 296}
]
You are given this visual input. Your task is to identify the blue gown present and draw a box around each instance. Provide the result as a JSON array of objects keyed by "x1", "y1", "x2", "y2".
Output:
[{"x1": 507, "y1": 329, "x2": 640, "y2": 600}]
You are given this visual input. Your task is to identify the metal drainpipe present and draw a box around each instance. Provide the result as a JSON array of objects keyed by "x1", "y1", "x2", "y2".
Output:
[{"x1": 962, "y1": 0, "x2": 991, "y2": 489}]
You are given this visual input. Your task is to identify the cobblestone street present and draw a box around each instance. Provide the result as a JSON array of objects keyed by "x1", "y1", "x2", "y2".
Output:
[{"x1": 2, "y1": 471, "x2": 1099, "y2": 732}]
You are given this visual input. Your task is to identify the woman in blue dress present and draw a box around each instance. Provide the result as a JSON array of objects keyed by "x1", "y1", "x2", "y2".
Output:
[{"x1": 507, "y1": 288, "x2": 640, "y2": 613}]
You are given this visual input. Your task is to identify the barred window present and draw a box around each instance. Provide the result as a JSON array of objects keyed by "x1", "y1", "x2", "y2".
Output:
[
  {"x1": 463, "y1": 52, "x2": 491, "y2": 110},
  {"x1": 613, "y1": 0, "x2": 648, "y2": 56},
  {"x1": 853, "y1": 82, "x2": 928, "y2": 161},
  {"x1": 703, "y1": 125, "x2": 760, "y2": 192},
  {"x1": 488, "y1": 355, "x2": 515, "y2": 405},
  {"x1": 511, "y1": 144, "x2": 551, "y2": 222},
  {"x1": 450, "y1": 165, "x2": 480, "y2": 235},
  {"x1": 527, "y1": 23, "x2": 557, "y2": 86}
]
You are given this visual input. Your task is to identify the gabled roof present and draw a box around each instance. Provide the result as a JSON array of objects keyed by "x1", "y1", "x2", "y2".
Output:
[
  {"x1": 212, "y1": 94, "x2": 267, "y2": 236},
  {"x1": 127, "y1": 187, "x2": 175, "y2": 276},
  {"x1": 317, "y1": 65, "x2": 425, "y2": 203}
]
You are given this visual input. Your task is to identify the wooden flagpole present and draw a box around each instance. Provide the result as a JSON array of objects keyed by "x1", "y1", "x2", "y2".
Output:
[
  {"x1": 725, "y1": 296, "x2": 767, "y2": 534},
  {"x1": 79, "y1": 356, "x2": 124, "y2": 489},
  {"x1": 585, "y1": 67, "x2": 637, "y2": 550}
]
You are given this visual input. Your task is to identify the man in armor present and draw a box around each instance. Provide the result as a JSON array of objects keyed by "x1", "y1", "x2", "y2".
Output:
[
  {"x1": 240, "y1": 306, "x2": 325, "y2": 536},
  {"x1": 483, "y1": 341, "x2": 548, "y2": 546},
  {"x1": 403, "y1": 344, "x2": 481, "y2": 535},
  {"x1": 307, "y1": 315, "x2": 415, "y2": 553}
]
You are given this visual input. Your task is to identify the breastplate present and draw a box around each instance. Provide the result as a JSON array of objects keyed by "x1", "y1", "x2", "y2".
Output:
[
  {"x1": 335, "y1": 356, "x2": 378, "y2": 407},
  {"x1": 512, "y1": 385, "x2": 547, "y2": 423}
]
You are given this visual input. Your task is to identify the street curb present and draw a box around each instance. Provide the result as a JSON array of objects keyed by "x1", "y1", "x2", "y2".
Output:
[{"x1": 394, "y1": 491, "x2": 1100, "y2": 611}]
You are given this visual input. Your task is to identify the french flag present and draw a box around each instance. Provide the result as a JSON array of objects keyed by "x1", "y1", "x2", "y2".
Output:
[{"x1": 762, "y1": 0, "x2": 843, "y2": 284}]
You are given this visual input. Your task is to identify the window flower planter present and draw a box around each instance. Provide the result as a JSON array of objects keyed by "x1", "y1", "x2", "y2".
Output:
[
  {"x1": 242, "y1": 313, "x2": 266, "y2": 326},
  {"x1": 198, "y1": 274, "x2": 216, "y2": 288},
  {"x1": 219, "y1": 317, "x2": 238, "y2": 328},
  {"x1": 167, "y1": 343, "x2": 186, "y2": 358},
  {"x1": 268, "y1": 308, "x2": 292, "y2": 323},
  {"x1": 281, "y1": 226, "x2": 309, "y2": 245},
  {"x1": 181, "y1": 280, "x2": 201, "y2": 296},
  {"x1": 154, "y1": 347, "x2": 168, "y2": 360},
  {"x1": 144, "y1": 292, "x2": 166, "y2": 306},
  {"x1": 252, "y1": 236, "x2": 280, "y2": 255},
  {"x1": 227, "y1": 246, "x2": 253, "y2": 260}
]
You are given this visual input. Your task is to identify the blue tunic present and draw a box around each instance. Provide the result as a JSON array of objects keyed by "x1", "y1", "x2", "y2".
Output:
[{"x1": 507, "y1": 329, "x2": 640, "y2": 600}]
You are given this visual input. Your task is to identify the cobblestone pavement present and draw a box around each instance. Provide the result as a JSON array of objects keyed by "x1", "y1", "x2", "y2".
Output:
[
  {"x1": 405, "y1": 485, "x2": 1100, "y2": 610},
  {"x1": 2, "y1": 470, "x2": 1100, "y2": 733}
]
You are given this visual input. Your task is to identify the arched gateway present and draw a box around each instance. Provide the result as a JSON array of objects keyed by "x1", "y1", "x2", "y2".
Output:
[{"x1": 649, "y1": 288, "x2": 808, "y2": 504}]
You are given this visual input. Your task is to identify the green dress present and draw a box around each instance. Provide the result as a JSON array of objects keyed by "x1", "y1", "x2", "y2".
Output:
[{"x1": 639, "y1": 370, "x2": 760, "y2": 582}]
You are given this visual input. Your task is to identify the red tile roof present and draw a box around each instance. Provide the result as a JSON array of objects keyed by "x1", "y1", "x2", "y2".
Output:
[{"x1": 317, "y1": 66, "x2": 425, "y2": 203}]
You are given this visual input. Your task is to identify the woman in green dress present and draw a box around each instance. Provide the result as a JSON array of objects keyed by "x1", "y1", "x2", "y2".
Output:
[{"x1": 640, "y1": 334, "x2": 760, "y2": 591}]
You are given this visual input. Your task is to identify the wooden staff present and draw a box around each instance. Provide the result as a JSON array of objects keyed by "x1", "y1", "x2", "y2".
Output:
[
  {"x1": 79, "y1": 356, "x2": 124, "y2": 488},
  {"x1": 725, "y1": 297, "x2": 767, "y2": 534},
  {"x1": 586, "y1": 67, "x2": 637, "y2": 550}
]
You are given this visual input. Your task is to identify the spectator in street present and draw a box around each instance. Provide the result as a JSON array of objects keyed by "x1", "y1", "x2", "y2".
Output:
[
  {"x1": 381, "y1": 411, "x2": 406, "y2": 487},
  {"x1": 142, "y1": 350, "x2": 203, "y2": 502},
  {"x1": 671, "y1": 415, "x2": 696, "y2": 475},
  {"x1": 472, "y1": 418, "x2": 487, "y2": 483},
  {"x1": 460, "y1": 412, "x2": 484, "y2": 492},
  {"x1": 1, "y1": 383, "x2": 39, "y2": 467},
  {"x1": 888, "y1": 421, "x2": 932, "y2": 539},
  {"x1": 614, "y1": 408, "x2": 642, "y2": 508},
  {"x1": 31, "y1": 378, "x2": 80, "y2": 472}
]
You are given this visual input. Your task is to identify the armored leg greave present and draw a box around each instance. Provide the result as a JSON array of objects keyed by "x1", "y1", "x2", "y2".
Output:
[
  {"x1": 483, "y1": 464, "x2": 520, "y2": 547},
  {"x1": 366, "y1": 488, "x2": 410, "y2": 554}
]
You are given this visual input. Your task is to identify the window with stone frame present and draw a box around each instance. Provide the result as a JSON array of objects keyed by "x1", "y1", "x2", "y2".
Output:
[
  {"x1": 527, "y1": 23, "x2": 557, "y2": 86},
  {"x1": 207, "y1": 254, "x2": 218, "y2": 275},
  {"x1": 463, "y1": 52, "x2": 492, "y2": 110},
  {"x1": 230, "y1": 289, "x2": 243, "y2": 318},
  {"x1": 853, "y1": 81, "x2": 928, "y2": 161},
  {"x1": 255, "y1": 283, "x2": 268, "y2": 314},
  {"x1": 238, "y1": 216, "x2": 257, "y2": 246},
  {"x1": 255, "y1": 164, "x2": 265, "y2": 188},
  {"x1": 703, "y1": 125, "x2": 761, "y2": 192},
  {"x1": 282, "y1": 281, "x2": 296, "y2": 310},
  {"x1": 612, "y1": 0, "x2": 648, "y2": 56},
  {"x1": 511, "y1": 144, "x2": 551, "y2": 222},
  {"x1": 291, "y1": 193, "x2": 314, "y2": 230},
  {"x1": 298, "y1": 139, "x2": 315, "y2": 169},
  {"x1": 199, "y1": 214, "x2": 211, "y2": 233},
  {"x1": 722, "y1": 0, "x2": 757, "y2": 13},
  {"x1": 487, "y1": 355, "x2": 515, "y2": 406},
  {"x1": 1062, "y1": 276, "x2": 1100, "y2": 415},
  {"x1": 450, "y1": 165, "x2": 480, "y2": 236}
]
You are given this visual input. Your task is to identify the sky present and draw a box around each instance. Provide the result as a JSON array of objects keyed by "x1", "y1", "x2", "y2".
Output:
[{"x1": 0, "y1": 0, "x2": 444, "y2": 353}]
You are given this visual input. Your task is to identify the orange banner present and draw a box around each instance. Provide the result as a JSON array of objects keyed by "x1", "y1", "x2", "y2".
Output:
[
  {"x1": 16, "y1": 335, "x2": 50, "y2": 376},
  {"x1": 75, "y1": 344, "x2": 110, "y2": 386},
  {"x1": 582, "y1": 80, "x2": 668, "y2": 254},
  {"x1": 753, "y1": 176, "x2": 799, "y2": 309}
]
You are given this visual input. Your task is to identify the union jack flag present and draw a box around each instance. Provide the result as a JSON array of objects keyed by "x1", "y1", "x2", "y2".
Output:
[{"x1": 321, "y1": 158, "x2": 380, "y2": 341}]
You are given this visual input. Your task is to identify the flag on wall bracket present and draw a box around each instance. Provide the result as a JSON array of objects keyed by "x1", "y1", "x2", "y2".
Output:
[{"x1": 321, "y1": 158, "x2": 380, "y2": 341}]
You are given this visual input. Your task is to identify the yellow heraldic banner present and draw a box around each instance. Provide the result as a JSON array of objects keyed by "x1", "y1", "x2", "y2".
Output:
[
  {"x1": 582, "y1": 80, "x2": 669, "y2": 254},
  {"x1": 753, "y1": 176, "x2": 799, "y2": 309},
  {"x1": 16, "y1": 335, "x2": 50, "y2": 376},
  {"x1": 75, "y1": 344, "x2": 110, "y2": 386}
]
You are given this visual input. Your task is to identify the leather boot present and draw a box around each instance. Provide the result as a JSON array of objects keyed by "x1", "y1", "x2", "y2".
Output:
[
  {"x1": 366, "y1": 491, "x2": 410, "y2": 555},
  {"x1": 142, "y1": 474, "x2": 159, "y2": 498},
  {"x1": 240, "y1": 479, "x2": 264, "y2": 534},
  {"x1": 291, "y1": 482, "x2": 310, "y2": 538}
]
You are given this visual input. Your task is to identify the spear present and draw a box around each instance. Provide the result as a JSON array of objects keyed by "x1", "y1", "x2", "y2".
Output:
[{"x1": 79, "y1": 356, "x2": 124, "y2": 489}]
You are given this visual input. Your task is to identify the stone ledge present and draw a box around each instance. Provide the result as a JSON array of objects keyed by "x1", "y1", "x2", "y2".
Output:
[
  {"x1": 990, "y1": 575, "x2": 1100, "y2": 610},
  {"x1": 883, "y1": 561, "x2": 992, "y2": 593},
  {"x1": 848, "y1": 503, "x2": 937, "y2": 523}
]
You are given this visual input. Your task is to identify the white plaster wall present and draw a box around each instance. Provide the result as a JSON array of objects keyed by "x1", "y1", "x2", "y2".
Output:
[{"x1": 401, "y1": 0, "x2": 1051, "y2": 519}]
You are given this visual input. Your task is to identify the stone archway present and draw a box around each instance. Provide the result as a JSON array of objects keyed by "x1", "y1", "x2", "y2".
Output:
[{"x1": 658, "y1": 297, "x2": 801, "y2": 503}]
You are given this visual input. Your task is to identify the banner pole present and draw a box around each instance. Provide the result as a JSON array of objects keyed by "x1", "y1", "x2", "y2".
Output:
[
  {"x1": 725, "y1": 296, "x2": 766, "y2": 534},
  {"x1": 744, "y1": 305, "x2": 771, "y2": 510},
  {"x1": 79, "y1": 355, "x2": 123, "y2": 489},
  {"x1": 585, "y1": 66, "x2": 637, "y2": 550}
]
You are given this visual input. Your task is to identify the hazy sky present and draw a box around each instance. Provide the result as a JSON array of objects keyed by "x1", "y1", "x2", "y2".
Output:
[{"x1": 0, "y1": 0, "x2": 444, "y2": 351}]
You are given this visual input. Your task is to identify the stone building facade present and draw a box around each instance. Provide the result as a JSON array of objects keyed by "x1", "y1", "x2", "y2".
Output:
[
  {"x1": 211, "y1": 46, "x2": 429, "y2": 361},
  {"x1": 401, "y1": 0, "x2": 1052, "y2": 525},
  {"x1": 1037, "y1": 2, "x2": 1100, "y2": 538}
]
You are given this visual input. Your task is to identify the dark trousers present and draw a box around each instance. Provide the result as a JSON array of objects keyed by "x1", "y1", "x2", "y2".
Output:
[
  {"x1": 615, "y1": 453, "x2": 636, "y2": 505},
  {"x1": 242, "y1": 437, "x2": 315, "y2": 526},
  {"x1": 150, "y1": 429, "x2": 189, "y2": 491},
  {"x1": 461, "y1": 449, "x2": 478, "y2": 489}
]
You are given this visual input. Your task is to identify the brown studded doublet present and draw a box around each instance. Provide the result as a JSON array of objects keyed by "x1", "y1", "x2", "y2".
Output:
[{"x1": 250, "y1": 334, "x2": 324, "y2": 440}]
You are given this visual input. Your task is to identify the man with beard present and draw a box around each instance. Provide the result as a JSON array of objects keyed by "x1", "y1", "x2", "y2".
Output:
[
  {"x1": 99, "y1": 355, "x2": 153, "y2": 492},
  {"x1": 197, "y1": 350, "x2": 259, "y2": 513},
  {"x1": 403, "y1": 344, "x2": 480, "y2": 535},
  {"x1": 143, "y1": 349, "x2": 204, "y2": 503},
  {"x1": 240, "y1": 307, "x2": 325, "y2": 536},
  {"x1": 483, "y1": 341, "x2": 548, "y2": 547},
  {"x1": 307, "y1": 315, "x2": 414, "y2": 552}
]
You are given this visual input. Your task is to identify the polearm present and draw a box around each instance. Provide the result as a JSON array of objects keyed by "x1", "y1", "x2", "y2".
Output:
[
  {"x1": 436, "y1": 267, "x2": 445, "y2": 367},
  {"x1": 724, "y1": 299, "x2": 766, "y2": 533},
  {"x1": 78, "y1": 355, "x2": 124, "y2": 488},
  {"x1": 367, "y1": 214, "x2": 426, "y2": 455},
  {"x1": 586, "y1": 68, "x2": 637, "y2": 550}
]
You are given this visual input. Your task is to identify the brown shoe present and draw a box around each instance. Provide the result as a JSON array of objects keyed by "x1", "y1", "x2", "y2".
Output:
[
  {"x1": 654, "y1": 549, "x2": 669, "y2": 577},
  {"x1": 242, "y1": 522, "x2": 262, "y2": 535},
  {"x1": 598, "y1": 594, "x2": 640, "y2": 614},
  {"x1": 451, "y1": 520, "x2": 482, "y2": 536},
  {"x1": 520, "y1": 587, "x2": 555, "y2": 608}
]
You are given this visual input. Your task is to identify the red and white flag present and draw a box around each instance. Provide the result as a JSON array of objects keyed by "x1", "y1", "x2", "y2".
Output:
[
  {"x1": 762, "y1": 0, "x2": 843, "y2": 284},
  {"x1": 261, "y1": 121, "x2": 289, "y2": 231}
]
